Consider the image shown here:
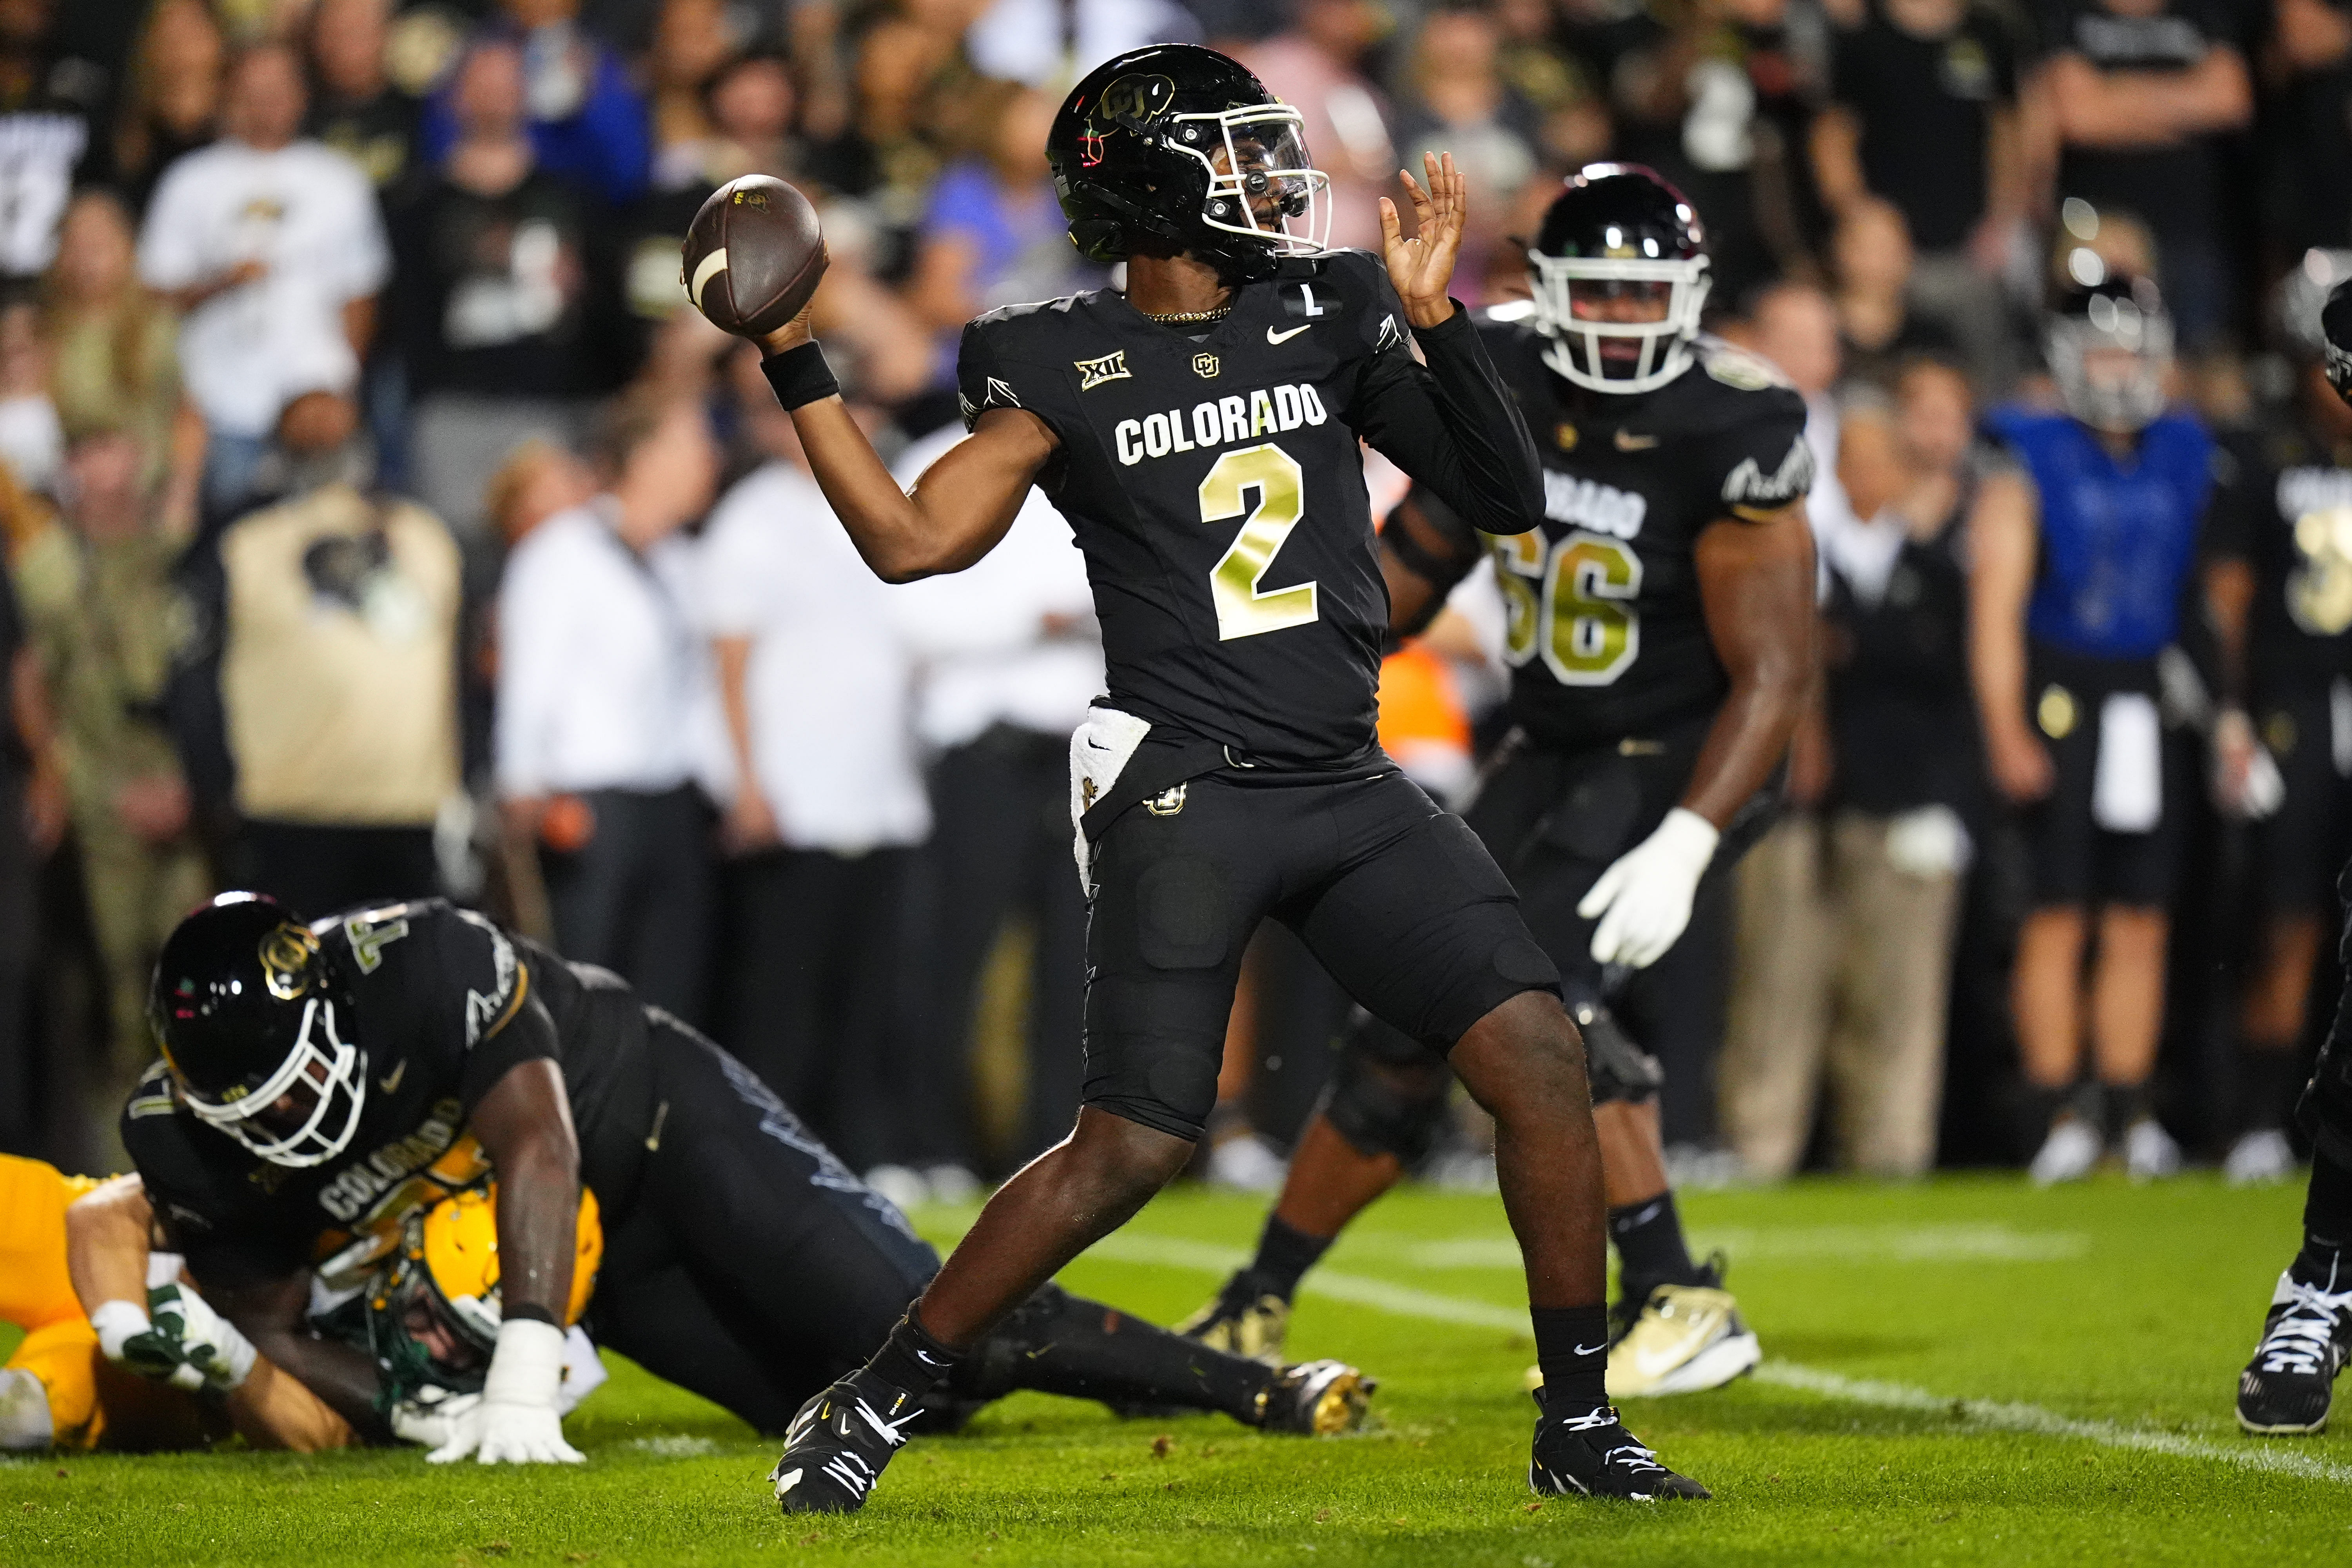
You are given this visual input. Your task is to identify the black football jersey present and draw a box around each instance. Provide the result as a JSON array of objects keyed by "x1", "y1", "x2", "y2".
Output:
[
  {"x1": 957, "y1": 249, "x2": 1542, "y2": 769},
  {"x1": 2210, "y1": 418, "x2": 2352, "y2": 694},
  {"x1": 1417, "y1": 307, "x2": 1812, "y2": 750},
  {"x1": 125, "y1": 899, "x2": 653, "y2": 1290}
]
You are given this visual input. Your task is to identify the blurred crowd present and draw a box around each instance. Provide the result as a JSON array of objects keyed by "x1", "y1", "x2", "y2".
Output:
[{"x1": 0, "y1": 0, "x2": 2344, "y2": 1197}]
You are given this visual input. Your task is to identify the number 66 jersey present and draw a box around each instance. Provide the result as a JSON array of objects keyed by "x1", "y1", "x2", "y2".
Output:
[{"x1": 956, "y1": 248, "x2": 1543, "y2": 770}]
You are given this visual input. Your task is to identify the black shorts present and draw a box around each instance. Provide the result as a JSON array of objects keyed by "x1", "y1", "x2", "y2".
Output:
[
  {"x1": 588, "y1": 1014, "x2": 940, "y2": 1432},
  {"x1": 1335, "y1": 721, "x2": 1774, "y2": 1077},
  {"x1": 1082, "y1": 768, "x2": 1557, "y2": 1140},
  {"x1": 2019, "y1": 647, "x2": 2181, "y2": 909},
  {"x1": 2252, "y1": 685, "x2": 2352, "y2": 918}
]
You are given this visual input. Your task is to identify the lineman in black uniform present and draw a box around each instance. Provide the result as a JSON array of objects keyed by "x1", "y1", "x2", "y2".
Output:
[
  {"x1": 735, "y1": 45, "x2": 1705, "y2": 1508},
  {"x1": 2232, "y1": 278, "x2": 2352, "y2": 1434},
  {"x1": 127, "y1": 894, "x2": 1374, "y2": 1456},
  {"x1": 1181, "y1": 166, "x2": 1815, "y2": 1398}
]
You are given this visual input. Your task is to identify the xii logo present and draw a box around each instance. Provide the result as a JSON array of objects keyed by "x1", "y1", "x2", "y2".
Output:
[{"x1": 1074, "y1": 350, "x2": 1131, "y2": 390}]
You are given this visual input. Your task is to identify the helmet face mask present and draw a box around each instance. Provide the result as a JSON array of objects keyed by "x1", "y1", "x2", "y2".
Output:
[
  {"x1": 1050, "y1": 46, "x2": 1333, "y2": 283},
  {"x1": 1527, "y1": 163, "x2": 1711, "y2": 395},
  {"x1": 2047, "y1": 279, "x2": 2171, "y2": 433},
  {"x1": 177, "y1": 996, "x2": 367, "y2": 1168}
]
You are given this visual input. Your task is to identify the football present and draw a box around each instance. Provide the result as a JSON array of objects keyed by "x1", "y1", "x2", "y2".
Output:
[{"x1": 680, "y1": 174, "x2": 828, "y2": 339}]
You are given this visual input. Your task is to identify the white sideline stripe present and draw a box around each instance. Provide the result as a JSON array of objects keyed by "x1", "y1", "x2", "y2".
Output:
[{"x1": 1085, "y1": 1231, "x2": 2352, "y2": 1486}]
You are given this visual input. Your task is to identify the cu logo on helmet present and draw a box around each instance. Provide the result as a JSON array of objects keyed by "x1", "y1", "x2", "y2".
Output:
[
  {"x1": 258, "y1": 925, "x2": 319, "y2": 1002},
  {"x1": 1096, "y1": 73, "x2": 1174, "y2": 132}
]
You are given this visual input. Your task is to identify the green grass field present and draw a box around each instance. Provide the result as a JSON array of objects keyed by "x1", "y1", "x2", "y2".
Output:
[{"x1": 4, "y1": 1174, "x2": 2343, "y2": 1566}]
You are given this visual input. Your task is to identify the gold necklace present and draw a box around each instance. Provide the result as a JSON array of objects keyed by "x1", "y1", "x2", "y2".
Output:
[{"x1": 1141, "y1": 302, "x2": 1233, "y2": 324}]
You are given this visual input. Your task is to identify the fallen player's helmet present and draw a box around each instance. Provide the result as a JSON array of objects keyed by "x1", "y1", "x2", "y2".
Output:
[
  {"x1": 366, "y1": 1184, "x2": 604, "y2": 1401},
  {"x1": 2323, "y1": 274, "x2": 2352, "y2": 404},
  {"x1": 2047, "y1": 272, "x2": 2172, "y2": 433},
  {"x1": 1047, "y1": 43, "x2": 1330, "y2": 281},
  {"x1": 1527, "y1": 163, "x2": 1711, "y2": 395},
  {"x1": 149, "y1": 893, "x2": 367, "y2": 1168}
]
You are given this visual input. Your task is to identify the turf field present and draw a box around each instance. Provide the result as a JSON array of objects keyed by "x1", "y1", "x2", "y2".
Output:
[{"x1": 3, "y1": 1174, "x2": 2343, "y2": 1566}]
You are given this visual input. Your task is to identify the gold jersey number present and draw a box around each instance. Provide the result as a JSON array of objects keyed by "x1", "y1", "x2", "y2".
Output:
[
  {"x1": 1490, "y1": 528, "x2": 1642, "y2": 684},
  {"x1": 1200, "y1": 443, "x2": 1318, "y2": 641},
  {"x1": 2290, "y1": 506, "x2": 2352, "y2": 638}
]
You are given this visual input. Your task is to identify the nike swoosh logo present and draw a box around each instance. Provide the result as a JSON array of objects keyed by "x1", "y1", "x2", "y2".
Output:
[
  {"x1": 1267, "y1": 325, "x2": 1312, "y2": 345},
  {"x1": 1573, "y1": 1341, "x2": 1607, "y2": 1356},
  {"x1": 1614, "y1": 430, "x2": 1659, "y2": 451},
  {"x1": 376, "y1": 1060, "x2": 406, "y2": 1094}
]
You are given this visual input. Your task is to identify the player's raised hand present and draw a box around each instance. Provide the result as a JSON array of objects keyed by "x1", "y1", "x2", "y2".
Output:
[{"x1": 1379, "y1": 151, "x2": 1467, "y2": 330}]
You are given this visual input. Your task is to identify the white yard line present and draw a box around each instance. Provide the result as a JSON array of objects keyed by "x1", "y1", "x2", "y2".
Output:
[{"x1": 1082, "y1": 1230, "x2": 2352, "y2": 1486}]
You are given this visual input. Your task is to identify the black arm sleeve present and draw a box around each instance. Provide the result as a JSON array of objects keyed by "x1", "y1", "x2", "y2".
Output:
[
  {"x1": 1349, "y1": 305, "x2": 1546, "y2": 539},
  {"x1": 1384, "y1": 485, "x2": 1484, "y2": 639},
  {"x1": 164, "y1": 540, "x2": 237, "y2": 837}
]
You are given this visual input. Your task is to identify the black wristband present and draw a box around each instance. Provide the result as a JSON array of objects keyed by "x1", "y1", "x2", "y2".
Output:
[
  {"x1": 760, "y1": 341, "x2": 840, "y2": 411},
  {"x1": 503, "y1": 1303, "x2": 559, "y2": 1327}
]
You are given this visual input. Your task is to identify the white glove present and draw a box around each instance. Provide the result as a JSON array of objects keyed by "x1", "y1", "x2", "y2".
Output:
[
  {"x1": 2213, "y1": 707, "x2": 2285, "y2": 820},
  {"x1": 429, "y1": 1318, "x2": 584, "y2": 1465},
  {"x1": 1577, "y1": 808, "x2": 1720, "y2": 969},
  {"x1": 148, "y1": 1283, "x2": 256, "y2": 1392},
  {"x1": 391, "y1": 1388, "x2": 482, "y2": 1450}
]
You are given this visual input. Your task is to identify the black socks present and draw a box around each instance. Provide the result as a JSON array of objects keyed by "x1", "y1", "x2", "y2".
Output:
[
  {"x1": 960, "y1": 1284, "x2": 1271, "y2": 1423},
  {"x1": 2294, "y1": 1147, "x2": 2352, "y2": 1289},
  {"x1": 1531, "y1": 1304, "x2": 1611, "y2": 1414},
  {"x1": 2239, "y1": 1047, "x2": 2300, "y2": 1135},
  {"x1": 866, "y1": 1309, "x2": 963, "y2": 1396},
  {"x1": 1247, "y1": 1215, "x2": 1335, "y2": 1303},
  {"x1": 1608, "y1": 1192, "x2": 1700, "y2": 1294}
]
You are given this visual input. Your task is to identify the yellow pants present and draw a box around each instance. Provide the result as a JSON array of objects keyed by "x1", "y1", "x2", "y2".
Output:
[{"x1": 0, "y1": 1154, "x2": 103, "y2": 1447}]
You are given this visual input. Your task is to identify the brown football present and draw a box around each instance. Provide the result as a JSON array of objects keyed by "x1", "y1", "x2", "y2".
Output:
[{"x1": 681, "y1": 174, "x2": 828, "y2": 338}]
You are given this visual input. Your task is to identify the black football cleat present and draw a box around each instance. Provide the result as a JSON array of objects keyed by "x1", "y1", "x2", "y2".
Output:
[
  {"x1": 2238, "y1": 1269, "x2": 2352, "y2": 1435},
  {"x1": 1253, "y1": 1359, "x2": 1374, "y2": 1435},
  {"x1": 769, "y1": 1369, "x2": 921, "y2": 1513},
  {"x1": 1528, "y1": 1388, "x2": 1709, "y2": 1500}
]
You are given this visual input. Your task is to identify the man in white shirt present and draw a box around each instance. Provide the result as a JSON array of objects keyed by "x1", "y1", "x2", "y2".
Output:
[
  {"x1": 494, "y1": 394, "x2": 719, "y2": 1025},
  {"x1": 137, "y1": 42, "x2": 389, "y2": 523},
  {"x1": 888, "y1": 419, "x2": 1104, "y2": 1183},
  {"x1": 697, "y1": 365, "x2": 930, "y2": 1175}
]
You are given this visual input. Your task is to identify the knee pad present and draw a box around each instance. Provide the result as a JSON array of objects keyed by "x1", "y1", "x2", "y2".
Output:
[
  {"x1": 1563, "y1": 981, "x2": 1662, "y2": 1106},
  {"x1": 1322, "y1": 1017, "x2": 1452, "y2": 1164}
]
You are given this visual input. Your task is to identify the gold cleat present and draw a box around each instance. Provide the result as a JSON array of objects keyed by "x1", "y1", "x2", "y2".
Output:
[
  {"x1": 1256, "y1": 1359, "x2": 1374, "y2": 1435},
  {"x1": 1176, "y1": 1276, "x2": 1292, "y2": 1367},
  {"x1": 1604, "y1": 1283, "x2": 1760, "y2": 1398}
]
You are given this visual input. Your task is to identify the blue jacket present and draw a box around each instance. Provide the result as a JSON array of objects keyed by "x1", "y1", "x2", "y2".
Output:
[{"x1": 1985, "y1": 405, "x2": 2212, "y2": 661}]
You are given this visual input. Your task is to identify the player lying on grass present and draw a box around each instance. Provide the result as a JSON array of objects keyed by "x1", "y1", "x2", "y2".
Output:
[
  {"x1": 1178, "y1": 165, "x2": 1813, "y2": 1404},
  {"x1": 0, "y1": 1152, "x2": 350, "y2": 1452},
  {"x1": 712, "y1": 43, "x2": 1706, "y2": 1508},
  {"x1": 2234, "y1": 278, "x2": 2352, "y2": 1436},
  {"x1": 122, "y1": 893, "x2": 1371, "y2": 1462}
]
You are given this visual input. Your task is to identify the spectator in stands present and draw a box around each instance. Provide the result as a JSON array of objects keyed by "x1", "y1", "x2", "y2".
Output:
[
  {"x1": 1720, "y1": 384, "x2": 1976, "y2": 1178},
  {"x1": 419, "y1": 0, "x2": 652, "y2": 208},
  {"x1": 2042, "y1": 0, "x2": 2252, "y2": 350},
  {"x1": 171, "y1": 387, "x2": 458, "y2": 918},
  {"x1": 965, "y1": 0, "x2": 1202, "y2": 90},
  {"x1": 305, "y1": 0, "x2": 424, "y2": 192},
  {"x1": 110, "y1": 0, "x2": 224, "y2": 215},
  {"x1": 0, "y1": 500, "x2": 60, "y2": 1158},
  {"x1": 15, "y1": 424, "x2": 208, "y2": 1161},
  {"x1": 698, "y1": 352, "x2": 928, "y2": 1176},
  {"x1": 138, "y1": 41, "x2": 388, "y2": 525},
  {"x1": 1813, "y1": 0, "x2": 2024, "y2": 392},
  {"x1": 0, "y1": 300, "x2": 57, "y2": 496},
  {"x1": 645, "y1": 0, "x2": 737, "y2": 189},
  {"x1": 1492, "y1": 0, "x2": 1613, "y2": 172},
  {"x1": 0, "y1": 0, "x2": 105, "y2": 283},
  {"x1": 494, "y1": 393, "x2": 718, "y2": 1025},
  {"x1": 1969, "y1": 274, "x2": 2209, "y2": 1183},
  {"x1": 888, "y1": 416, "x2": 1102, "y2": 1185},
  {"x1": 1390, "y1": 5, "x2": 1542, "y2": 291},
  {"x1": 1241, "y1": 0, "x2": 1396, "y2": 253},
  {"x1": 1750, "y1": 279, "x2": 1855, "y2": 543},
  {"x1": 390, "y1": 38, "x2": 621, "y2": 543},
  {"x1": 1829, "y1": 198, "x2": 1960, "y2": 392},
  {"x1": 906, "y1": 83, "x2": 1100, "y2": 383},
  {"x1": 2271, "y1": 0, "x2": 2352, "y2": 253},
  {"x1": 42, "y1": 191, "x2": 202, "y2": 540}
]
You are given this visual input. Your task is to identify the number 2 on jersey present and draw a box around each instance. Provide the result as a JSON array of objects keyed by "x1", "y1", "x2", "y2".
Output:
[
  {"x1": 1200, "y1": 443, "x2": 1318, "y2": 641},
  {"x1": 1491, "y1": 528, "x2": 1642, "y2": 684}
]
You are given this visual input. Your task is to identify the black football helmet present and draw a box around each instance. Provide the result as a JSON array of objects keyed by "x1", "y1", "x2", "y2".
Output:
[
  {"x1": 1047, "y1": 44, "x2": 1330, "y2": 282},
  {"x1": 2047, "y1": 271, "x2": 2171, "y2": 433},
  {"x1": 1527, "y1": 163, "x2": 1710, "y2": 394},
  {"x1": 2322, "y1": 275, "x2": 2352, "y2": 404},
  {"x1": 149, "y1": 893, "x2": 368, "y2": 1168}
]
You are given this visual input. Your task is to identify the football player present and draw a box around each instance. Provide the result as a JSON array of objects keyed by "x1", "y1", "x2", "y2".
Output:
[
  {"x1": 1176, "y1": 165, "x2": 1814, "y2": 1399},
  {"x1": 2232, "y1": 276, "x2": 2352, "y2": 1435},
  {"x1": 126, "y1": 893, "x2": 1371, "y2": 1463},
  {"x1": 735, "y1": 45, "x2": 1706, "y2": 1507}
]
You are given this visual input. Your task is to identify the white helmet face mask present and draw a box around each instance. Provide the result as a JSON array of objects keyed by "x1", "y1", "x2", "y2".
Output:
[
  {"x1": 1172, "y1": 105, "x2": 1331, "y2": 258},
  {"x1": 1529, "y1": 252, "x2": 1711, "y2": 395},
  {"x1": 180, "y1": 998, "x2": 367, "y2": 1167},
  {"x1": 2048, "y1": 292, "x2": 2171, "y2": 433}
]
